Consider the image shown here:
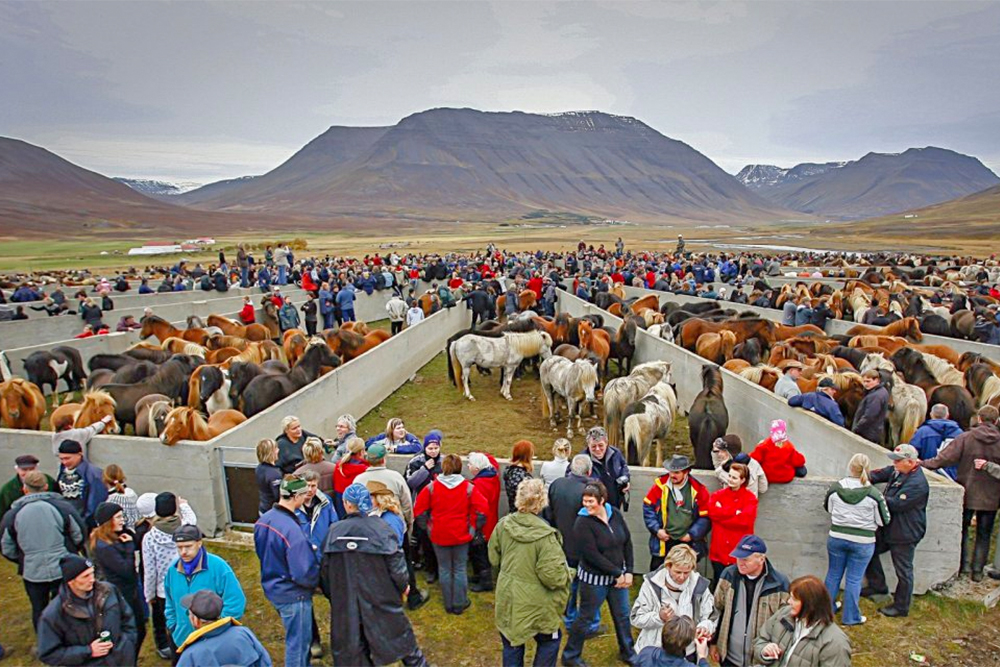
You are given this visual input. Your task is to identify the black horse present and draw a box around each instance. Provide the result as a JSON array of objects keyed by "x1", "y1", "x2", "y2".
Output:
[
  {"x1": 103, "y1": 354, "x2": 203, "y2": 427},
  {"x1": 23, "y1": 346, "x2": 87, "y2": 396},
  {"x1": 241, "y1": 342, "x2": 341, "y2": 417},
  {"x1": 688, "y1": 365, "x2": 729, "y2": 469}
]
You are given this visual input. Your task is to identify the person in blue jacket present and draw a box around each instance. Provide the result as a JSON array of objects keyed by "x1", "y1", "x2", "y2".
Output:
[
  {"x1": 164, "y1": 525, "x2": 247, "y2": 653},
  {"x1": 175, "y1": 590, "x2": 272, "y2": 667},
  {"x1": 255, "y1": 476, "x2": 319, "y2": 667},
  {"x1": 355, "y1": 271, "x2": 377, "y2": 296},
  {"x1": 910, "y1": 403, "x2": 963, "y2": 480},
  {"x1": 55, "y1": 440, "x2": 108, "y2": 529},
  {"x1": 257, "y1": 266, "x2": 272, "y2": 293},
  {"x1": 787, "y1": 378, "x2": 845, "y2": 427},
  {"x1": 336, "y1": 284, "x2": 357, "y2": 322},
  {"x1": 138, "y1": 278, "x2": 154, "y2": 295},
  {"x1": 317, "y1": 283, "x2": 334, "y2": 330}
]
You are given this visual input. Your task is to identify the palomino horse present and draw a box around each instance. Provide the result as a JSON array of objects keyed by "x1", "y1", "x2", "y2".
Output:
[
  {"x1": 964, "y1": 364, "x2": 1000, "y2": 408},
  {"x1": 688, "y1": 365, "x2": 729, "y2": 469},
  {"x1": 0, "y1": 378, "x2": 46, "y2": 430},
  {"x1": 540, "y1": 356, "x2": 599, "y2": 439},
  {"x1": 140, "y1": 315, "x2": 209, "y2": 345},
  {"x1": 859, "y1": 353, "x2": 927, "y2": 446},
  {"x1": 449, "y1": 330, "x2": 553, "y2": 401},
  {"x1": 206, "y1": 314, "x2": 270, "y2": 342},
  {"x1": 161, "y1": 337, "x2": 209, "y2": 357},
  {"x1": 738, "y1": 366, "x2": 782, "y2": 392},
  {"x1": 160, "y1": 406, "x2": 246, "y2": 445},
  {"x1": 49, "y1": 390, "x2": 120, "y2": 434},
  {"x1": 623, "y1": 380, "x2": 678, "y2": 467},
  {"x1": 323, "y1": 329, "x2": 391, "y2": 363},
  {"x1": 603, "y1": 361, "x2": 672, "y2": 450}
]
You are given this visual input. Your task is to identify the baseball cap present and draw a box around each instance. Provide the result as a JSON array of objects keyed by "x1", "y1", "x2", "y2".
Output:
[
  {"x1": 181, "y1": 590, "x2": 223, "y2": 621},
  {"x1": 818, "y1": 377, "x2": 837, "y2": 389},
  {"x1": 173, "y1": 524, "x2": 204, "y2": 543},
  {"x1": 888, "y1": 444, "x2": 919, "y2": 461},
  {"x1": 366, "y1": 443, "x2": 387, "y2": 460},
  {"x1": 14, "y1": 455, "x2": 39, "y2": 468},
  {"x1": 730, "y1": 535, "x2": 767, "y2": 559}
]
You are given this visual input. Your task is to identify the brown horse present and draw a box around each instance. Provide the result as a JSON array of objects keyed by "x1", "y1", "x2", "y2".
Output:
[
  {"x1": 679, "y1": 318, "x2": 776, "y2": 351},
  {"x1": 49, "y1": 390, "x2": 120, "y2": 434},
  {"x1": 607, "y1": 302, "x2": 624, "y2": 317},
  {"x1": 341, "y1": 321, "x2": 371, "y2": 335},
  {"x1": 911, "y1": 344, "x2": 962, "y2": 367},
  {"x1": 206, "y1": 347, "x2": 242, "y2": 364},
  {"x1": 140, "y1": 315, "x2": 209, "y2": 345},
  {"x1": 845, "y1": 317, "x2": 923, "y2": 341},
  {"x1": 259, "y1": 298, "x2": 280, "y2": 338},
  {"x1": 219, "y1": 341, "x2": 284, "y2": 368},
  {"x1": 695, "y1": 331, "x2": 736, "y2": 365},
  {"x1": 283, "y1": 331, "x2": 309, "y2": 367},
  {"x1": 819, "y1": 372, "x2": 866, "y2": 426},
  {"x1": 0, "y1": 378, "x2": 46, "y2": 430},
  {"x1": 495, "y1": 290, "x2": 537, "y2": 318},
  {"x1": 578, "y1": 321, "x2": 611, "y2": 378},
  {"x1": 160, "y1": 406, "x2": 246, "y2": 445},
  {"x1": 722, "y1": 359, "x2": 752, "y2": 374},
  {"x1": 847, "y1": 335, "x2": 908, "y2": 353},
  {"x1": 773, "y1": 323, "x2": 826, "y2": 340},
  {"x1": 418, "y1": 292, "x2": 441, "y2": 316},
  {"x1": 323, "y1": 328, "x2": 392, "y2": 362},
  {"x1": 958, "y1": 351, "x2": 1000, "y2": 375},
  {"x1": 206, "y1": 334, "x2": 250, "y2": 351},
  {"x1": 206, "y1": 314, "x2": 270, "y2": 342},
  {"x1": 629, "y1": 294, "x2": 660, "y2": 314}
]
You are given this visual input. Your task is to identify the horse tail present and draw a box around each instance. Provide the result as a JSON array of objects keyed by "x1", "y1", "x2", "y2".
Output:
[
  {"x1": 540, "y1": 376, "x2": 550, "y2": 418},
  {"x1": 605, "y1": 389, "x2": 622, "y2": 448},
  {"x1": 446, "y1": 341, "x2": 456, "y2": 386},
  {"x1": 900, "y1": 400, "x2": 922, "y2": 444},
  {"x1": 449, "y1": 342, "x2": 463, "y2": 392},
  {"x1": 623, "y1": 413, "x2": 641, "y2": 466}
]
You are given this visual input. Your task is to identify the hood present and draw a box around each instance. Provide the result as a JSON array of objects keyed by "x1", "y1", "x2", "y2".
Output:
[
  {"x1": 473, "y1": 469, "x2": 498, "y2": 480},
  {"x1": 577, "y1": 503, "x2": 614, "y2": 518},
  {"x1": 504, "y1": 512, "x2": 559, "y2": 543},
  {"x1": 437, "y1": 474, "x2": 466, "y2": 490},
  {"x1": 924, "y1": 419, "x2": 962, "y2": 436},
  {"x1": 971, "y1": 422, "x2": 1000, "y2": 444},
  {"x1": 834, "y1": 477, "x2": 872, "y2": 504},
  {"x1": 10, "y1": 491, "x2": 63, "y2": 510},
  {"x1": 147, "y1": 525, "x2": 179, "y2": 546}
]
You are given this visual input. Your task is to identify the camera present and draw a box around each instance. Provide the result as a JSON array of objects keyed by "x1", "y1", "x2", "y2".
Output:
[{"x1": 616, "y1": 475, "x2": 630, "y2": 512}]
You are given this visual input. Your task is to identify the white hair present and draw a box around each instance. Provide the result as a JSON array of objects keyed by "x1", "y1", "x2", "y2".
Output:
[
  {"x1": 468, "y1": 452, "x2": 492, "y2": 471},
  {"x1": 570, "y1": 454, "x2": 593, "y2": 476}
]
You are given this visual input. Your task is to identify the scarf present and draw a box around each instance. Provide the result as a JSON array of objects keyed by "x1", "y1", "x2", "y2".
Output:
[
  {"x1": 665, "y1": 477, "x2": 689, "y2": 505},
  {"x1": 153, "y1": 514, "x2": 181, "y2": 535},
  {"x1": 181, "y1": 547, "x2": 206, "y2": 578}
]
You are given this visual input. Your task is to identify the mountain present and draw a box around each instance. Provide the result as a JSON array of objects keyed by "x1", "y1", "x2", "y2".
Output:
[
  {"x1": 746, "y1": 147, "x2": 998, "y2": 220},
  {"x1": 177, "y1": 108, "x2": 794, "y2": 222},
  {"x1": 736, "y1": 162, "x2": 847, "y2": 190},
  {"x1": 113, "y1": 177, "x2": 204, "y2": 200}
]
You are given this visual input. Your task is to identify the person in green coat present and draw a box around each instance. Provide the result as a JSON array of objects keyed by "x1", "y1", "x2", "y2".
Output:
[
  {"x1": 489, "y1": 478, "x2": 572, "y2": 667},
  {"x1": 753, "y1": 575, "x2": 852, "y2": 667},
  {"x1": 0, "y1": 455, "x2": 58, "y2": 519}
]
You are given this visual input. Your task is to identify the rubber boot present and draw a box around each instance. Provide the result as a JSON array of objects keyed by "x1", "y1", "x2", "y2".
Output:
[{"x1": 973, "y1": 537, "x2": 990, "y2": 582}]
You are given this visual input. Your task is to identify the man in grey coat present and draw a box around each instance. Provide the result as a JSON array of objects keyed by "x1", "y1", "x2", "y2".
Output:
[
  {"x1": 773, "y1": 361, "x2": 803, "y2": 401},
  {"x1": 0, "y1": 470, "x2": 86, "y2": 632}
]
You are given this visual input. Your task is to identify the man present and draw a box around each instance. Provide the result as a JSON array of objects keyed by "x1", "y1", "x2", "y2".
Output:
[
  {"x1": 853, "y1": 369, "x2": 890, "y2": 445},
  {"x1": 922, "y1": 405, "x2": 1000, "y2": 581},
  {"x1": 781, "y1": 298, "x2": 796, "y2": 326},
  {"x1": 710, "y1": 536, "x2": 789, "y2": 667},
  {"x1": 773, "y1": 361, "x2": 802, "y2": 401},
  {"x1": 787, "y1": 377, "x2": 845, "y2": 427},
  {"x1": 582, "y1": 426, "x2": 630, "y2": 509},
  {"x1": 863, "y1": 444, "x2": 929, "y2": 617},
  {"x1": 237, "y1": 245, "x2": 250, "y2": 288},
  {"x1": 464, "y1": 284, "x2": 493, "y2": 329},
  {"x1": 254, "y1": 476, "x2": 320, "y2": 667},
  {"x1": 321, "y1": 484, "x2": 428, "y2": 667},
  {"x1": 164, "y1": 525, "x2": 246, "y2": 655},
  {"x1": 642, "y1": 455, "x2": 710, "y2": 570},
  {"x1": 37, "y1": 554, "x2": 137, "y2": 666},
  {"x1": 275, "y1": 245, "x2": 289, "y2": 285},
  {"x1": 910, "y1": 404, "x2": 963, "y2": 480},
  {"x1": 336, "y1": 283, "x2": 357, "y2": 323},
  {"x1": 52, "y1": 413, "x2": 114, "y2": 456},
  {"x1": 1, "y1": 470, "x2": 86, "y2": 632},
  {"x1": 386, "y1": 293, "x2": 408, "y2": 335},
  {"x1": 56, "y1": 440, "x2": 107, "y2": 529},
  {"x1": 0, "y1": 454, "x2": 58, "y2": 519},
  {"x1": 175, "y1": 590, "x2": 272, "y2": 667}
]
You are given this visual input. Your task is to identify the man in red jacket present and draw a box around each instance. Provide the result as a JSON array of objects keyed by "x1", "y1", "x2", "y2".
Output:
[
  {"x1": 642, "y1": 455, "x2": 711, "y2": 570},
  {"x1": 467, "y1": 452, "x2": 500, "y2": 591}
]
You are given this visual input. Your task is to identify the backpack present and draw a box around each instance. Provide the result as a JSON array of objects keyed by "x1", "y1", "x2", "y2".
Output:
[{"x1": 416, "y1": 481, "x2": 475, "y2": 539}]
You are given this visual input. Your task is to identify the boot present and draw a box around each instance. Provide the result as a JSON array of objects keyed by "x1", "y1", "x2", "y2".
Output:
[{"x1": 972, "y1": 536, "x2": 990, "y2": 582}]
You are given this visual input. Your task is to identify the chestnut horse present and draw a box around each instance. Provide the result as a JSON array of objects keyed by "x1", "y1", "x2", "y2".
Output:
[
  {"x1": 0, "y1": 378, "x2": 46, "y2": 430},
  {"x1": 418, "y1": 292, "x2": 441, "y2": 316},
  {"x1": 206, "y1": 314, "x2": 270, "y2": 342},
  {"x1": 140, "y1": 315, "x2": 209, "y2": 345},
  {"x1": 160, "y1": 406, "x2": 246, "y2": 445},
  {"x1": 629, "y1": 294, "x2": 660, "y2": 314},
  {"x1": 283, "y1": 331, "x2": 309, "y2": 367},
  {"x1": 695, "y1": 331, "x2": 736, "y2": 365},
  {"x1": 679, "y1": 318, "x2": 776, "y2": 351},
  {"x1": 49, "y1": 390, "x2": 120, "y2": 434},
  {"x1": 323, "y1": 328, "x2": 391, "y2": 362},
  {"x1": 845, "y1": 317, "x2": 923, "y2": 342},
  {"x1": 847, "y1": 335, "x2": 908, "y2": 353},
  {"x1": 578, "y1": 320, "x2": 611, "y2": 378},
  {"x1": 495, "y1": 290, "x2": 537, "y2": 318}
]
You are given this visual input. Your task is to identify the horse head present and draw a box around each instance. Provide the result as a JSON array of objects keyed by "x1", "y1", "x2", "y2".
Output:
[{"x1": 76, "y1": 390, "x2": 119, "y2": 433}]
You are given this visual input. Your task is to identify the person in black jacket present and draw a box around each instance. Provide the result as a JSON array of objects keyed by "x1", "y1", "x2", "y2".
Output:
[
  {"x1": 255, "y1": 439, "x2": 282, "y2": 516},
  {"x1": 37, "y1": 554, "x2": 137, "y2": 667},
  {"x1": 275, "y1": 416, "x2": 320, "y2": 474},
  {"x1": 862, "y1": 444, "x2": 929, "y2": 618},
  {"x1": 464, "y1": 285, "x2": 493, "y2": 329},
  {"x1": 300, "y1": 293, "x2": 318, "y2": 336},
  {"x1": 562, "y1": 482, "x2": 636, "y2": 667},
  {"x1": 853, "y1": 370, "x2": 890, "y2": 445},
  {"x1": 89, "y1": 503, "x2": 146, "y2": 656}
]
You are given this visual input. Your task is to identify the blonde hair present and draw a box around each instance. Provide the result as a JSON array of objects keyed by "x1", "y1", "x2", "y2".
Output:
[
  {"x1": 552, "y1": 438, "x2": 572, "y2": 460},
  {"x1": 281, "y1": 415, "x2": 300, "y2": 434},
  {"x1": 848, "y1": 453, "x2": 871, "y2": 486},
  {"x1": 514, "y1": 478, "x2": 547, "y2": 515},
  {"x1": 256, "y1": 438, "x2": 278, "y2": 464},
  {"x1": 302, "y1": 437, "x2": 324, "y2": 464},
  {"x1": 664, "y1": 544, "x2": 698, "y2": 570},
  {"x1": 369, "y1": 482, "x2": 403, "y2": 517},
  {"x1": 340, "y1": 436, "x2": 366, "y2": 465}
]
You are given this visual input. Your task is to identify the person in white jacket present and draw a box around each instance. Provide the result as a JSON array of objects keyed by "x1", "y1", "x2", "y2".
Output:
[
  {"x1": 711, "y1": 436, "x2": 769, "y2": 497},
  {"x1": 386, "y1": 294, "x2": 408, "y2": 335},
  {"x1": 630, "y1": 544, "x2": 717, "y2": 658}
]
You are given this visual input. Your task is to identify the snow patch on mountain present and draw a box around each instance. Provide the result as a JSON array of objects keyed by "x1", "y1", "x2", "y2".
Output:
[{"x1": 114, "y1": 178, "x2": 204, "y2": 197}]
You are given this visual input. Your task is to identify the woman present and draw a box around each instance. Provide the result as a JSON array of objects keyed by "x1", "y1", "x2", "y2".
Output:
[
  {"x1": 540, "y1": 438, "x2": 572, "y2": 488},
  {"x1": 750, "y1": 419, "x2": 807, "y2": 484},
  {"x1": 301, "y1": 292, "x2": 318, "y2": 336},
  {"x1": 366, "y1": 417, "x2": 423, "y2": 454},
  {"x1": 413, "y1": 454, "x2": 488, "y2": 615},
  {"x1": 276, "y1": 415, "x2": 320, "y2": 473},
  {"x1": 630, "y1": 544, "x2": 715, "y2": 657},
  {"x1": 468, "y1": 452, "x2": 501, "y2": 592},
  {"x1": 80, "y1": 297, "x2": 104, "y2": 330},
  {"x1": 90, "y1": 502, "x2": 146, "y2": 656},
  {"x1": 296, "y1": 437, "x2": 336, "y2": 496},
  {"x1": 103, "y1": 464, "x2": 139, "y2": 530},
  {"x1": 367, "y1": 480, "x2": 406, "y2": 547},
  {"x1": 562, "y1": 482, "x2": 636, "y2": 667},
  {"x1": 332, "y1": 437, "x2": 370, "y2": 518},
  {"x1": 706, "y1": 463, "x2": 759, "y2": 581},
  {"x1": 754, "y1": 575, "x2": 852, "y2": 666},
  {"x1": 824, "y1": 453, "x2": 889, "y2": 626},
  {"x1": 331, "y1": 414, "x2": 358, "y2": 458},
  {"x1": 488, "y1": 478, "x2": 572, "y2": 667},
  {"x1": 255, "y1": 438, "x2": 282, "y2": 516},
  {"x1": 503, "y1": 440, "x2": 535, "y2": 512},
  {"x1": 239, "y1": 296, "x2": 256, "y2": 325},
  {"x1": 711, "y1": 435, "x2": 768, "y2": 497}
]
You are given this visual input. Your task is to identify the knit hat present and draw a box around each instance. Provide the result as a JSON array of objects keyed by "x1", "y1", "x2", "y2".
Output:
[
  {"x1": 60, "y1": 554, "x2": 92, "y2": 583},
  {"x1": 769, "y1": 419, "x2": 787, "y2": 442},
  {"x1": 155, "y1": 492, "x2": 178, "y2": 518},
  {"x1": 58, "y1": 440, "x2": 83, "y2": 454},
  {"x1": 423, "y1": 429, "x2": 443, "y2": 449},
  {"x1": 94, "y1": 502, "x2": 122, "y2": 527},
  {"x1": 343, "y1": 483, "x2": 373, "y2": 514},
  {"x1": 136, "y1": 492, "x2": 157, "y2": 519}
]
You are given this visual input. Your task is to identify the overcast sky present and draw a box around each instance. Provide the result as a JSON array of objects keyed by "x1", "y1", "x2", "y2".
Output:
[{"x1": 3, "y1": 0, "x2": 999, "y2": 184}]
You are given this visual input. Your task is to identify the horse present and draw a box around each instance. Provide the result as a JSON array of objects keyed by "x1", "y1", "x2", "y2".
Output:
[
  {"x1": 188, "y1": 365, "x2": 232, "y2": 415},
  {"x1": 679, "y1": 318, "x2": 775, "y2": 351},
  {"x1": 603, "y1": 361, "x2": 672, "y2": 450},
  {"x1": 847, "y1": 335, "x2": 908, "y2": 353},
  {"x1": 160, "y1": 406, "x2": 246, "y2": 445},
  {"x1": 629, "y1": 294, "x2": 660, "y2": 314},
  {"x1": 341, "y1": 321, "x2": 371, "y2": 335},
  {"x1": 283, "y1": 331, "x2": 309, "y2": 367},
  {"x1": 206, "y1": 314, "x2": 270, "y2": 342},
  {"x1": 103, "y1": 355, "x2": 203, "y2": 427},
  {"x1": 205, "y1": 347, "x2": 243, "y2": 364},
  {"x1": 722, "y1": 359, "x2": 752, "y2": 374},
  {"x1": 0, "y1": 378, "x2": 46, "y2": 430},
  {"x1": 918, "y1": 352, "x2": 965, "y2": 387},
  {"x1": 123, "y1": 347, "x2": 173, "y2": 364},
  {"x1": 539, "y1": 356, "x2": 599, "y2": 439},
  {"x1": 23, "y1": 346, "x2": 87, "y2": 404},
  {"x1": 578, "y1": 321, "x2": 611, "y2": 378},
  {"x1": 773, "y1": 323, "x2": 827, "y2": 340},
  {"x1": 449, "y1": 330, "x2": 553, "y2": 401},
  {"x1": 259, "y1": 298, "x2": 280, "y2": 338},
  {"x1": 608, "y1": 318, "x2": 637, "y2": 376},
  {"x1": 418, "y1": 292, "x2": 441, "y2": 317},
  {"x1": 227, "y1": 360, "x2": 289, "y2": 406},
  {"x1": 140, "y1": 315, "x2": 209, "y2": 345},
  {"x1": 963, "y1": 364, "x2": 1000, "y2": 408},
  {"x1": 958, "y1": 351, "x2": 1000, "y2": 376},
  {"x1": 695, "y1": 331, "x2": 736, "y2": 365},
  {"x1": 845, "y1": 317, "x2": 923, "y2": 342},
  {"x1": 646, "y1": 323, "x2": 675, "y2": 344},
  {"x1": 495, "y1": 289, "x2": 537, "y2": 319},
  {"x1": 623, "y1": 381, "x2": 678, "y2": 467},
  {"x1": 206, "y1": 334, "x2": 250, "y2": 351},
  {"x1": 218, "y1": 340, "x2": 285, "y2": 368},
  {"x1": 135, "y1": 393, "x2": 172, "y2": 438},
  {"x1": 240, "y1": 340, "x2": 341, "y2": 417},
  {"x1": 88, "y1": 354, "x2": 139, "y2": 373},
  {"x1": 910, "y1": 344, "x2": 962, "y2": 367},
  {"x1": 689, "y1": 365, "x2": 729, "y2": 469},
  {"x1": 858, "y1": 353, "x2": 927, "y2": 446},
  {"x1": 891, "y1": 347, "x2": 976, "y2": 429},
  {"x1": 733, "y1": 338, "x2": 764, "y2": 366},
  {"x1": 950, "y1": 309, "x2": 977, "y2": 340},
  {"x1": 49, "y1": 390, "x2": 120, "y2": 434},
  {"x1": 161, "y1": 337, "x2": 208, "y2": 357},
  {"x1": 819, "y1": 372, "x2": 867, "y2": 427},
  {"x1": 737, "y1": 366, "x2": 781, "y2": 392},
  {"x1": 323, "y1": 329, "x2": 391, "y2": 362}
]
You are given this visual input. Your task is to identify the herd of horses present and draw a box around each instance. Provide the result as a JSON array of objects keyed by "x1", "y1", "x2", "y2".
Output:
[{"x1": 0, "y1": 312, "x2": 391, "y2": 445}]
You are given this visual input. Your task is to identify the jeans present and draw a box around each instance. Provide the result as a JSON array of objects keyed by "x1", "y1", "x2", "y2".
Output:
[
  {"x1": 278, "y1": 265, "x2": 288, "y2": 285},
  {"x1": 24, "y1": 579, "x2": 61, "y2": 631},
  {"x1": 323, "y1": 311, "x2": 335, "y2": 330},
  {"x1": 562, "y1": 579, "x2": 635, "y2": 665},
  {"x1": 469, "y1": 541, "x2": 492, "y2": 588},
  {"x1": 563, "y1": 576, "x2": 601, "y2": 633},
  {"x1": 963, "y1": 509, "x2": 997, "y2": 573},
  {"x1": 433, "y1": 543, "x2": 470, "y2": 612},
  {"x1": 240, "y1": 266, "x2": 249, "y2": 287},
  {"x1": 500, "y1": 630, "x2": 561, "y2": 667},
  {"x1": 342, "y1": 308, "x2": 356, "y2": 323},
  {"x1": 864, "y1": 539, "x2": 916, "y2": 613},
  {"x1": 825, "y1": 536, "x2": 875, "y2": 625},
  {"x1": 274, "y1": 598, "x2": 313, "y2": 667},
  {"x1": 391, "y1": 320, "x2": 403, "y2": 335}
]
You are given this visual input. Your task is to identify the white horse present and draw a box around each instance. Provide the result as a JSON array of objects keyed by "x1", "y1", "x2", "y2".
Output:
[
  {"x1": 540, "y1": 356, "x2": 599, "y2": 438},
  {"x1": 848, "y1": 288, "x2": 872, "y2": 323},
  {"x1": 603, "y1": 360, "x2": 672, "y2": 449},
  {"x1": 0, "y1": 351, "x2": 12, "y2": 382},
  {"x1": 859, "y1": 353, "x2": 928, "y2": 446},
  {"x1": 623, "y1": 380, "x2": 677, "y2": 468},
  {"x1": 646, "y1": 323, "x2": 675, "y2": 344},
  {"x1": 449, "y1": 330, "x2": 552, "y2": 401}
]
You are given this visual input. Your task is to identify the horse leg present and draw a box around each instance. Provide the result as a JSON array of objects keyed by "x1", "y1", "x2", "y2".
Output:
[
  {"x1": 501, "y1": 364, "x2": 514, "y2": 400},
  {"x1": 566, "y1": 397, "x2": 577, "y2": 439},
  {"x1": 462, "y1": 365, "x2": 475, "y2": 401}
]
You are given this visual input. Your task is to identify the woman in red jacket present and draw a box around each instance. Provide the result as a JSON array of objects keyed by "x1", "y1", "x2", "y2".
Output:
[
  {"x1": 413, "y1": 454, "x2": 488, "y2": 614},
  {"x1": 749, "y1": 419, "x2": 807, "y2": 484},
  {"x1": 468, "y1": 452, "x2": 501, "y2": 592},
  {"x1": 239, "y1": 296, "x2": 256, "y2": 325},
  {"x1": 706, "y1": 463, "x2": 758, "y2": 582},
  {"x1": 332, "y1": 437, "x2": 369, "y2": 518}
]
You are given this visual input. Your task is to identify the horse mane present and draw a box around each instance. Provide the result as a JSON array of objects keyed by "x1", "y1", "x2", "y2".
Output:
[
  {"x1": 144, "y1": 314, "x2": 169, "y2": 326},
  {"x1": 861, "y1": 352, "x2": 894, "y2": 374},
  {"x1": 739, "y1": 366, "x2": 766, "y2": 384},
  {"x1": 574, "y1": 358, "x2": 599, "y2": 386},
  {"x1": 505, "y1": 330, "x2": 551, "y2": 356},
  {"x1": 3, "y1": 378, "x2": 41, "y2": 409},
  {"x1": 885, "y1": 317, "x2": 922, "y2": 340},
  {"x1": 820, "y1": 371, "x2": 862, "y2": 392},
  {"x1": 919, "y1": 352, "x2": 964, "y2": 386},
  {"x1": 82, "y1": 389, "x2": 115, "y2": 408},
  {"x1": 701, "y1": 365, "x2": 724, "y2": 395}
]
